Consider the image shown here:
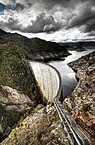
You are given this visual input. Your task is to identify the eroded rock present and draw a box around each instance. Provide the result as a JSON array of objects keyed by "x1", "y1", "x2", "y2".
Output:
[{"x1": 0, "y1": 85, "x2": 34, "y2": 112}]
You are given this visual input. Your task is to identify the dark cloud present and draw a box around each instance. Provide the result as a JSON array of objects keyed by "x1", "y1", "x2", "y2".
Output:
[
  {"x1": 13, "y1": 3, "x2": 25, "y2": 11},
  {"x1": 3, "y1": 13, "x2": 61, "y2": 33},
  {"x1": 0, "y1": 0, "x2": 95, "y2": 38},
  {"x1": 30, "y1": 13, "x2": 61, "y2": 33},
  {"x1": 25, "y1": 0, "x2": 69, "y2": 9},
  {"x1": 3, "y1": 17, "x2": 21, "y2": 31},
  {"x1": 84, "y1": 19, "x2": 95, "y2": 32},
  {"x1": 6, "y1": 0, "x2": 79, "y2": 11},
  {"x1": 28, "y1": 0, "x2": 94, "y2": 10},
  {"x1": 88, "y1": 30, "x2": 95, "y2": 36},
  {"x1": 66, "y1": 0, "x2": 95, "y2": 35},
  {"x1": 6, "y1": 2, "x2": 26, "y2": 11},
  {"x1": 68, "y1": 4, "x2": 95, "y2": 28}
]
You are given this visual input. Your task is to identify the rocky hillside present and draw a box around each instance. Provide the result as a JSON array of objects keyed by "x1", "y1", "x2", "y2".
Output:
[
  {"x1": 64, "y1": 51, "x2": 95, "y2": 144},
  {"x1": 0, "y1": 29, "x2": 69, "y2": 61}
]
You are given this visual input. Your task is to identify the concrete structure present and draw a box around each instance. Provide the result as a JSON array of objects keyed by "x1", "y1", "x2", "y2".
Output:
[{"x1": 29, "y1": 61, "x2": 62, "y2": 102}]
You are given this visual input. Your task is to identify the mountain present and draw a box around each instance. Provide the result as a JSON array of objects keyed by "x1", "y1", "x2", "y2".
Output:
[{"x1": 0, "y1": 29, "x2": 69, "y2": 56}]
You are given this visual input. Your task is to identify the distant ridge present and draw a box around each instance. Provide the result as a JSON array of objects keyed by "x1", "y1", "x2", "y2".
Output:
[
  {"x1": 59, "y1": 41, "x2": 95, "y2": 51},
  {"x1": 0, "y1": 29, "x2": 69, "y2": 54}
]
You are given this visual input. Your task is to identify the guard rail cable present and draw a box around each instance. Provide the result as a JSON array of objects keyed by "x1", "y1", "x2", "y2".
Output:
[{"x1": 53, "y1": 97, "x2": 91, "y2": 145}]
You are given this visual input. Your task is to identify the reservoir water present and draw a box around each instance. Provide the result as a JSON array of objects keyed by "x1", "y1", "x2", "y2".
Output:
[{"x1": 49, "y1": 49, "x2": 95, "y2": 101}]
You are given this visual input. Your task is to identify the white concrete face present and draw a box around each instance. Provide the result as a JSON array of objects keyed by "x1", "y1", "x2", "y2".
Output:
[{"x1": 29, "y1": 62, "x2": 60, "y2": 101}]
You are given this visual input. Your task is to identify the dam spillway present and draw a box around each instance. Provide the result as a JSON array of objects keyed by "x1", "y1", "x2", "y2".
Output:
[{"x1": 29, "y1": 61, "x2": 62, "y2": 102}]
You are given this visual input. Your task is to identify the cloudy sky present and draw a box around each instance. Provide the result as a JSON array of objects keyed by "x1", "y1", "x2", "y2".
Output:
[{"x1": 0, "y1": 0, "x2": 95, "y2": 42}]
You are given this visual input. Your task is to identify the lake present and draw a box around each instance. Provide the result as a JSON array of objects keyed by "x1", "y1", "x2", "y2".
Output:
[{"x1": 49, "y1": 49, "x2": 95, "y2": 101}]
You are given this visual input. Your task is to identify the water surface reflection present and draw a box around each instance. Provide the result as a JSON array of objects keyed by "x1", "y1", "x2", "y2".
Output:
[{"x1": 49, "y1": 49, "x2": 94, "y2": 100}]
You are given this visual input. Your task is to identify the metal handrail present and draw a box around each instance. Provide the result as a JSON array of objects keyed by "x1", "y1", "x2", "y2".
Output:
[{"x1": 53, "y1": 97, "x2": 91, "y2": 145}]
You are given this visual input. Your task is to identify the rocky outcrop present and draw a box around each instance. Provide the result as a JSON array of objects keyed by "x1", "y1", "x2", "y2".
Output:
[
  {"x1": 32, "y1": 51, "x2": 67, "y2": 62},
  {"x1": 1, "y1": 105, "x2": 70, "y2": 145},
  {"x1": 0, "y1": 85, "x2": 35, "y2": 143},
  {"x1": 64, "y1": 51, "x2": 95, "y2": 144},
  {"x1": 0, "y1": 85, "x2": 34, "y2": 112}
]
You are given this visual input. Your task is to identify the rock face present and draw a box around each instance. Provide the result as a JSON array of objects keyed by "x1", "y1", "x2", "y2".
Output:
[
  {"x1": 1, "y1": 105, "x2": 70, "y2": 145},
  {"x1": 0, "y1": 85, "x2": 34, "y2": 112},
  {"x1": 64, "y1": 51, "x2": 95, "y2": 144},
  {"x1": 0, "y1": 85, "x2": 35, "y2": 143}
]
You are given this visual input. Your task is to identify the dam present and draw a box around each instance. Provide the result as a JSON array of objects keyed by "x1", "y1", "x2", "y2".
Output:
[
  {"x1": 29, "y1": 61, "x2": 62, "y2": 102},
  {"x1": 24, "y1": 60, "x2": 91, "y2": 145}
]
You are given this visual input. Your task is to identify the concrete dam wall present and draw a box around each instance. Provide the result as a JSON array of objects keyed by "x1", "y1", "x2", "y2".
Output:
[{"x1": 29, "y1": 61, "x2": 62, "y2": 102}]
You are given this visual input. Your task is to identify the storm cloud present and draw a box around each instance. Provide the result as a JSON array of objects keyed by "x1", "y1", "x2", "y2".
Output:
[
  {"x1": 2, "y1": 13, "x2": 62, "y2": 33},
  {"x1": 67, "y1": 1, "x2": 95, "y2": 32},
  {"x1": 0, "y1": 0, "x2": 95, "y2": 41}
]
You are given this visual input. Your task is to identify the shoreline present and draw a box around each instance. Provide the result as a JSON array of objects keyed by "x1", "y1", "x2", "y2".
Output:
[{"x1": 32, "y1": 51, "x2": 71, "y2": 62}]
